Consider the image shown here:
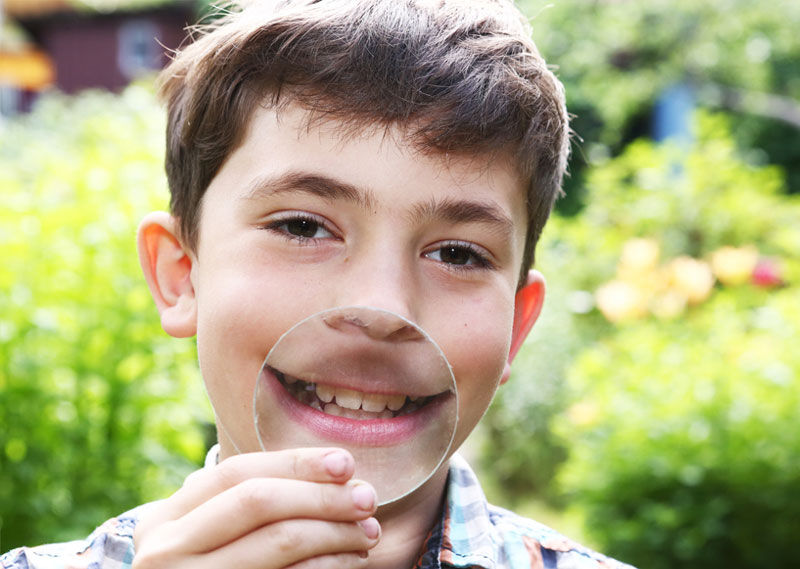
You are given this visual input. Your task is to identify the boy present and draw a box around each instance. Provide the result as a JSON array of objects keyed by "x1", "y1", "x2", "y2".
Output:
[{"x1": 2, "y1": 1, "x2": 633, "y2": 568}]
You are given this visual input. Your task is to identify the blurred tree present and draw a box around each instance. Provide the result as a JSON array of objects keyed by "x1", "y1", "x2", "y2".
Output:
[
  {"x1": 518, "y1": 0, "x2": 800, "y2": 210},
  {"x1": 0, "y1": 85, "x2": 211, "y2": 551}
]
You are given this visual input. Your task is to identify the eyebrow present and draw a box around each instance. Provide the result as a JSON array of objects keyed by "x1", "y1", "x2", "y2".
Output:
[
  {"x1": 242, "y1": 171, "x2": 376, "y2": 210},
  {"x1": 242, "y1": 170, "x2": 515, "y2": 239},
  {"x1": 410, "y1": 196, "x2": 515, "y2": 240}
]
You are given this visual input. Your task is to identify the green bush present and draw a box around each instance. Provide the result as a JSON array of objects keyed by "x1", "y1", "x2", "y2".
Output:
[
  {"x1": 0, "y1": 86, "x2": 211, "y2": 551},
  {"x1": 558, "y1": 286, "x2": 800, "y2": 568},
  {"x1": 543, "y1": 115, "x2": 800, "y2": 567}
]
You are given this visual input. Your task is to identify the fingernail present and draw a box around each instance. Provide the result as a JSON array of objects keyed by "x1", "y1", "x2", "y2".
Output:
[
  {"x1": 323, "y1": 451, "x2": 349, "y2": 477},
  {"x1": 358, "y1": 517, "x2": 381, "y2": 540},
  {"x1": 350, "y1": 482, "x2": 377, "y2": 511}
]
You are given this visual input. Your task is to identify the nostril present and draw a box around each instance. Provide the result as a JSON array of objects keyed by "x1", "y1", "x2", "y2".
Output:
[
  {"x1": 322, "y1": 314, "x2": 366, "y2": 333},
  {"x1": 385, "y1": 324, "x2": 424, "y2": 342},
  {"x1": 359, "y1": 312, "x2": 421, "y2": 341},
  {"x1": 341, "y1": 315, "x2": 368, "y2": 328},
  {"x1": 322, "y1": 308, "x2": 422, "y2": 342}
]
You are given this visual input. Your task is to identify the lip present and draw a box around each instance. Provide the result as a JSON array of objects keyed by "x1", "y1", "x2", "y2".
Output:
[
  {"x1": 268, "y1": 347, "x2": 449, "y2": 398},
  {"x1": 258, "y1": 366, "x2": 451, "y2": 447}
]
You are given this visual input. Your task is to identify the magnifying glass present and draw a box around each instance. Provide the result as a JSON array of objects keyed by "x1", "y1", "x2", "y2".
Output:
[{"x1": 253, "y1": 306, "x2": 458, "y2": 505}]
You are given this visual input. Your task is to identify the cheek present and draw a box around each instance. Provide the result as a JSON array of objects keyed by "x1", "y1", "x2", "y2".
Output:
[
  {"x1": 193, "y1": 256, "x2": 339, "y2": 369},
  {"x1": 194, "y1": 288, "x2": 269, "y2": 439},
  {"x1": 435, "y1": 298, "x2": 513, "y2": 430},
  {"x1": 452, "y1": 325, "x2": 508, "y2": 398},
  {"x1": 194, "y1": 250, "x2": 322, "y2": 354},
  {"x1": 196, "y1": 272, "x2": 271, "y2": 359},
  {"x1": 192, "y1": 263, "x2": 310, "y2": 429}
]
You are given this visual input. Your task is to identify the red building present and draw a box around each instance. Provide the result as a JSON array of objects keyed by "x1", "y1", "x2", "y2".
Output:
[{"x1": 1, "y1": 0, "x2": 196, "y2": 114}]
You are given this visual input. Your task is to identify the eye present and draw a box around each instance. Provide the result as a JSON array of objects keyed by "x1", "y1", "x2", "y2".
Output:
[
  {"x1": 262, "y1": 214, "x2": 336, "y2": 241},
  {"x1": 283, "y1": 218, "x2": 331, "y2": 239},
  {"x1": 425, "y1": 242, "x2": 493, "y2": 269}
]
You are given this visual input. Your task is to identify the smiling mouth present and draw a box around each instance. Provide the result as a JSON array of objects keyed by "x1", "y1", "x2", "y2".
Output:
[{"x1": 271, "y1": 367, "x2": 437, "y2": 420}]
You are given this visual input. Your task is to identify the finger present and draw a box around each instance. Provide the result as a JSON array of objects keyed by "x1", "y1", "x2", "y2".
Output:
[
  {"x1": 199, "y1": 518, "x2": 379, "y2": 569},
  {"x1": 183, "y1": 448, "x2": 355, "y2": 504},
  {"x1": 284, "y1": 551, "x2": 370, "y2": 569},
  {"x1": 139, "y1": 448, "x2": 354, "y2": 535},
  {"x1": 162, "y1": 478, "x2": 378, "y2": 553}
]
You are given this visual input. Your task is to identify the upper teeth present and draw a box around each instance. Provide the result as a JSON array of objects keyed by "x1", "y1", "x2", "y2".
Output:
[
  {"x1": 315, "y1": 383, "x2": 407, "y2": 412},
  {"x1": 274, "y1": 368, "x2": 433, "y2": 418}
]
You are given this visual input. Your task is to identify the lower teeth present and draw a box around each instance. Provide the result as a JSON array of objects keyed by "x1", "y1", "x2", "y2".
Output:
[{"x1": 322, "y1": 403, "x2": 394, "y2": 420}]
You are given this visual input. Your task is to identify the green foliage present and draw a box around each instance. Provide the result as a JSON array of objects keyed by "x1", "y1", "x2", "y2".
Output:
[
  {"x1": 518, "y1": 0, "x2": 800, "y2": 203},
  {"x1": 558, "y1": 286, "x2": 800, "y2": 568},
  {"x1": 0, "y1": 86, "x2": 211, "y2": 551},
  {"x1": 523, "y1": 0, "x2": 800, "y2": 136},
  {"x1": 483, "y1": 113, "x2": 800, "y2": 520},
  {"x1": 528, "y1": 116, "x2": 800, "y2": 567},
  {"x1": 554, "y1": 112, "x2": 799, "y2": 290}
]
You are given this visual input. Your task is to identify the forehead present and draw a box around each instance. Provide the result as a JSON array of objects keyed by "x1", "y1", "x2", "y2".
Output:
[{"x1": 208, "y1": 102, "x2": 529, "y2": 243}]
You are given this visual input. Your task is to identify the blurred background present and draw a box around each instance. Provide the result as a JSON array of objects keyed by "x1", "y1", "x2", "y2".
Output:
[{"x1": 1, "y1": 1, "x2": 798, "y2": 567}]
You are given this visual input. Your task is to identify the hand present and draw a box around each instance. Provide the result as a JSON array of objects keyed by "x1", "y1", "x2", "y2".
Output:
[{"x1": 133, "y1": 448, "x2": 381, "y2": 569}]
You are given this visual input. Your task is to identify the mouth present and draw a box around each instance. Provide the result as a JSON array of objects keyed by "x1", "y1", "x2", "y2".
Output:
[{"x1": 271, "y1": 367, "x2": 437, "y2": 421}]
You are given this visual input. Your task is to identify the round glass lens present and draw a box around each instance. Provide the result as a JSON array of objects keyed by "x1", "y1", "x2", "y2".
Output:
[{"x1": 254, "y1": 306, "x2": 458, "y2": 505}]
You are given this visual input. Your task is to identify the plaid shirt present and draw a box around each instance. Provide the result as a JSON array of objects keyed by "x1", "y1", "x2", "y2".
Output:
[{"x1": 1, "y1": 449, "x2": 633, "y2": 569}]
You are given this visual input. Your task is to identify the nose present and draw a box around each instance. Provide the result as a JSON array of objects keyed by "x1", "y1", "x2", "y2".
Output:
[
  {"x1": 322, "y1": 307, "x2": 424, "y2": 342},
  {"x1": 328, "y1": 241, "x2": 426, "y2": 341}
]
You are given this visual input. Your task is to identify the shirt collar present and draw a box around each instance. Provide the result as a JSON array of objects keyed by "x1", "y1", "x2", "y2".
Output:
[
  {"x1": 434, "y1": 453, "x2": 496, "y2": 569},
  {"x1": 205, "y1": 444, "x2": 221, "y2": 468}
]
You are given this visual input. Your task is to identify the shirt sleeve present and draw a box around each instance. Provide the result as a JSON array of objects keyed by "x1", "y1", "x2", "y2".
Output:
[{"x1": 0, "y1": 511, "x2": 139, "y2": 569}]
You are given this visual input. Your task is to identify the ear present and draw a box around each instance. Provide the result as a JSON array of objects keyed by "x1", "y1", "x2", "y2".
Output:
[
  {"x1": 137, "y1": 211, "x2": 197, "y2": 338},
  {"x1": 500, "y1": 270, "x2": 545, "y2": 385}
]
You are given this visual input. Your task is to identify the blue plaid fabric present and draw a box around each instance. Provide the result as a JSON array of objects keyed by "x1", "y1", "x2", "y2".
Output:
[
  {"x1": 417, "y1": 454, "x2": 635, "y2": 568},
  {"x1": 0, "y1": 510, "x2": 140, "y2": 569},
  {"x1": 1, "y1": 449, "x2": 633, "y2": 569}
]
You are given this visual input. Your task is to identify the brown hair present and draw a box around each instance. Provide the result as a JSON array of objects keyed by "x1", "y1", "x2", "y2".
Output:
[{"x1": 158, "y1": 0, "x2": 569, "y2": 286}]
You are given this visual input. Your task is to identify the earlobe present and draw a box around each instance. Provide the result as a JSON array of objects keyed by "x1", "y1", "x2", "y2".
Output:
[
  {"x1": 500, "y1": 270, "x2": 546, "y2": 385},
  {"x1": 137, "y1": 212, "x2": 197, "y2": 338}
]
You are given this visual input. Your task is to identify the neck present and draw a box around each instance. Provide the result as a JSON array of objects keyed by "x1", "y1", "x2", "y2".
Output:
[{"x1": 367, "y1": 466, "x2": 449, "y2": 569}]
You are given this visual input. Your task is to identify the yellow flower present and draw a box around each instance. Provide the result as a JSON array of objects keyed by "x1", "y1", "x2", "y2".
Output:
[
  {"x1": 668, "y1": 256, "x2": 715, "y2": 304},
  {"x1": 618, "y1": 238, "x2": 661, "y2": 279},
  {"x1": 596, "y1": 280, "x2": 648, "y2": 323},
  {"x1": 710, "y1": 245, "x2": 759, "y2": 286}
]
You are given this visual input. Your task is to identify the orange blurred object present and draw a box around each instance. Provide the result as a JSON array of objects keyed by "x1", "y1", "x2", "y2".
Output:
[
  {"x1": 3, "y1": 0, "x2": 71, "y2": 18},
  {"x1": 0, "y1": 50, "x2": 55, "y2": 89}
]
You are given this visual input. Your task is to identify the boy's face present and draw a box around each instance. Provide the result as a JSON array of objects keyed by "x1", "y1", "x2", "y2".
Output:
[{"x1": 151, "y1": 103, "x2": 540, "y2": 473}]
